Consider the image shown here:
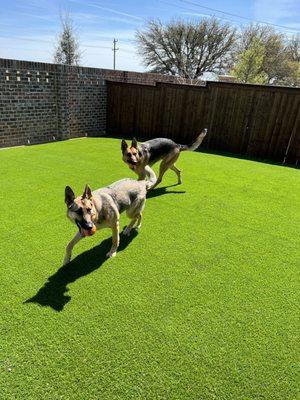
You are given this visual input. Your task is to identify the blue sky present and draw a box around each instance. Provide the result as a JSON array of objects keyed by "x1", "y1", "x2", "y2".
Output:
[{"x1": 0, "y1": 0, "x2": 299, "y2": 71}]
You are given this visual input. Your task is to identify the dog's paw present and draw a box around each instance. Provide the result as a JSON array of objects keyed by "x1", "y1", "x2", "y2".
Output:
[{"x1": 106, "y1": 251, "x2": 116, "y2": 258}]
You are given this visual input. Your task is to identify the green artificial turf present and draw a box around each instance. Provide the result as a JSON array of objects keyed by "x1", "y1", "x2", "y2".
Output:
[{"x1": 0, "y1": 137, "x2": 299, "y2": 400}]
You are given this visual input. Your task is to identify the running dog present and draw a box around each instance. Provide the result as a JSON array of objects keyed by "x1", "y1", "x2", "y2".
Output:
[
  {"x1": 121, "y1": 129, "x2": 207, "y2": 189},
  {"x1": 63, "y1": 172, "x2": 155, "y2": 264}
]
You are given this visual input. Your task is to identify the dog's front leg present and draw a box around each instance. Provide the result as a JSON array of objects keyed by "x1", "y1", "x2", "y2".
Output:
[
  {"x1": 137, "y1": 167, "x2": 147, "y2": 181},
  {"x1": 106, "y1": 222, "x2": 120, "y2": 258},
  {"x1": 63, "y1": 231, "x2": 82, "y2": 265},
  {"x1": 145, "y1": 165, "x2": 157, "y2": 189}
]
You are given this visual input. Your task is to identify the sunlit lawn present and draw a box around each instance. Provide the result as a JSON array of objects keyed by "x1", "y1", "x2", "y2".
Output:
[{"x1": 1, "y1": 137, "x2": 299, "y2": 399}]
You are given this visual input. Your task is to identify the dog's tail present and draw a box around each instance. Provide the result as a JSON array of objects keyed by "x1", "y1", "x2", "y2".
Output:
[
  {"x1": 145, "y1": 165, "x2": 157, "y2": 191},
  {"x1": 179, "y1": 128, "x2": 207, "y2": 152}
]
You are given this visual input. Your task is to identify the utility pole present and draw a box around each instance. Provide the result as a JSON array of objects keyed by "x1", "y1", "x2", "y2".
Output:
[{"x1": 112, "y1": 38, "x2": 119, "y2": 70}]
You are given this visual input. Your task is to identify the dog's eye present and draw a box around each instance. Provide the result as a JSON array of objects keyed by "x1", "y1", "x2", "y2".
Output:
[{"x1": 76, "y1": 207, "x2": 83, "y2": 216}]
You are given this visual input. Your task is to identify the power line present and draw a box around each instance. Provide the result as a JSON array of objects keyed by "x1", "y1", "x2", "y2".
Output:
[
  {"x1": 158, "y1": 0, "x2": 241, "y2": 25},
  {"x1": 0, "y1": 35, "x2": 111, "y2": 49},
  {"x1": 0, "y1": 35, "x2": 138, "y2": 52},
  {"x1": 157, "y1": 0, "x2": 299, "y2": 34},
  {"x1": 179, "y1": 0, "x2": 300, "y2": 32},
  {"x1": 82, "y1": 44, "x2": 111, "y2": 49},
  {"x1": 0, "y1": 45, "x2": 51, "y2": 54}
]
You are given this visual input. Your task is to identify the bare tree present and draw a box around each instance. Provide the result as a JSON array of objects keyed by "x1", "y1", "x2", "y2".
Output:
[
  {"x1": 175, "y1": 75, "x2": 204, "y2": 85},
  {"x1": 54, "y1": 13, "x2": 81, "y2": 66},
  {"x1": 286, "y1": 34, "x2": 300, "y2": 63},
  {"x1": 276, "y1": 35, "x2": 300, "y2": 87},
  {"x1": 136, "y1": 18, "x2": 236, "y2": 79}
]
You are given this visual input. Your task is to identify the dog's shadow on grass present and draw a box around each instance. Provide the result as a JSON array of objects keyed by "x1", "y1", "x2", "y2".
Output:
[
  {"x1": 24, "y1": 231, "x2": 138, "y2": 312},
  {"x1": 147, "y1": 184, "x2": 186, "y2": 199},
  {"x1": 25, "y1": 185, "x2": 184, "y2": 312}
]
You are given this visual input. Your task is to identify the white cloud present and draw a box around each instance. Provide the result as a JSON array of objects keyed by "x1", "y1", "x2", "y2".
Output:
[
  {"x1": 181, "y1": 12, "x2": 211, "y2": 18},
  {"x1": 78, "y1": 30, "x2": 142, "y2": 70},
  {"x1": 68, "y1": 0, "x2": 143, "y2": 22},
  {"x1": 0, "y1": 37, "x2": 54, "y2": 62},
  {"x1": 86, "y1": 3, "x2": 144, "y2": 22},
  {"x1": 253, "y1": 0, "x2": 300, "y2": 27},
  {"x1": 13, "y1": 12, "x2": 56, "y2": 22},
  {"x1": 181, "y1": 11, "x2": 238, "y2": 24},
  {"x1": 72, "y1": 12, "x2": 142, "y2": 27},
  {"x1": 1, "y1": 0, "x2": 145, "y2": 71},
  {"x1": 82, "y1": 28, "x2": 136, "y2": 42},
  {"x1": 0, "y1": 32, "x2": 144, "y2": 71}
]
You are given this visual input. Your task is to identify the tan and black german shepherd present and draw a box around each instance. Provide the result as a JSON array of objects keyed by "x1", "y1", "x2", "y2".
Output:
[
  {"x1": 63, "y1": 173, "x2": 155, "y2": 264},
  {"x1": 121, "y1": 129, "x2": 207, "y2": 189}
]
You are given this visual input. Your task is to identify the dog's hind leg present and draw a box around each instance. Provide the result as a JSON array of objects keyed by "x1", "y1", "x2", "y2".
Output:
[
  {"x1": 151, "y1": 159, "x2": 170, "y2": 189},
  {"x1": 63, "y1": 231, "x2": 83, "y2": 265},
  {"x1": 151, "y1": 149, "x2": 181, "y2": 189},
  {"x1": 170, "y1": 164, "x2": 182, "y2": 184},
  {"x1": 124, "y1": 198, "x2": 145, "y2": 235},
  {"x1": 136, "y1": 213, "x2": 142, "y2": 229},
  {"x1": 123, "y1": 217, "x2": 138, "y2": 236},
  {"x1": 107, "y1": 221, "x2": 120, "y2": 258}
]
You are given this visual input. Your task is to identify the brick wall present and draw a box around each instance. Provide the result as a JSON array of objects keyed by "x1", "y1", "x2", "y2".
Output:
[
  {"x1": 0, "y1": 58, "x2": 205, "y2": 148},
  {"x1": 0, "y1": 59, "x2": 108, "y2": 147}
]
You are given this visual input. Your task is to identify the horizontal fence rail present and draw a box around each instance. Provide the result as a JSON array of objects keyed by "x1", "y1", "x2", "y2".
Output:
[{"x1": 107, "y1": 81, "x2": 300, "y2": 165}]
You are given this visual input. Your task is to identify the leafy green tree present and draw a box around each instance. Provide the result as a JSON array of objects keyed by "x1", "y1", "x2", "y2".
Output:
[
  {"x1": 234, "y1": 25, "x2": 299, "y2": 86},
  {"x1": 280, "y1": 35, "x2": 300, "y2": 87},
  {"x1": 231, "y1": 39, "x2": 268, "y2": 84},
  {"x1": 276, "y1": 60, "x2": 300, "y2": 87}
]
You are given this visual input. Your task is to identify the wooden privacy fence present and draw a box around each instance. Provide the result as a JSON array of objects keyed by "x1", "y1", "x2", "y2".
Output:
[{"x1": 107, "y1": 80, "x2": 300, "y2": 165}]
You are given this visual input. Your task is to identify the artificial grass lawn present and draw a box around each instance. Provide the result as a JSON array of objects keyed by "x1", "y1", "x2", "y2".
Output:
[{"x1": 0, "y1": 137, "x2": 299, "y2": 400}]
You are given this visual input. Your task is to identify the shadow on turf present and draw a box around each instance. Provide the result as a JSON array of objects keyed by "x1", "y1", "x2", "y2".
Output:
[
  {"x1": 24, "y1": 186, "x2": 184, "y2": 312},
  {"x1": 147, "y1": 184, "x2": 186, "y2": 199},
  {"x1": 24, "y1": 231, "x2": 138, "y2": 312}
]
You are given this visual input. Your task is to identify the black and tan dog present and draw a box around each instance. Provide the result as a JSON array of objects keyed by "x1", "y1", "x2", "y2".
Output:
[
  {"x1": 121, "y1": 129, "x2": 207, "y2": 189},
  {"x1": 63, "y1": 172, "x2": 155, "y2": 264}
]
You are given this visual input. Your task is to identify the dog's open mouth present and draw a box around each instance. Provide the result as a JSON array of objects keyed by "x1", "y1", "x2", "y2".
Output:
[
  {"x1": 76, "y1": 221, "x2": 97, "y2": 237},
  {"x1": 127, "y1": 159, "x2": 138, "y2": 167}
]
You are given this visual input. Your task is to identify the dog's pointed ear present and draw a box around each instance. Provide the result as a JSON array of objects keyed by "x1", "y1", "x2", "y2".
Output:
[
  {"x1": 121, "y1": 139, "x2": 128, "y2": 153},
  {"x1": 82, "y1": 184, "x2": 92, "y2": 199},
  {"x1": 131, "y1": 137, "x2": 138, "y2": 149},
  {"x1": 65, "y1": 186, "x2": 75, "y2": 207}
]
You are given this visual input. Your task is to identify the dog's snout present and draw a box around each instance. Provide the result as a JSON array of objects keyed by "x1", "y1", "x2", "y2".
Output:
[
  {"x1": 85, "y1": 221, "x2": 93, "y2": 229},
  {"x1": 77, "y1": 219, "x2": 94, "y2": 231}
]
